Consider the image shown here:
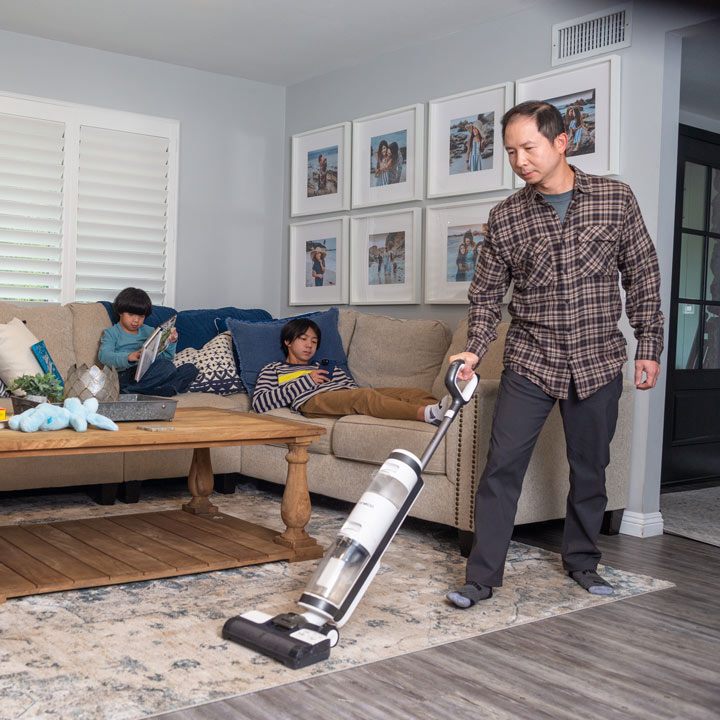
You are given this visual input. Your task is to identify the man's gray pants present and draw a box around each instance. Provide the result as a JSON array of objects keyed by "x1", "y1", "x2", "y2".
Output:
[{"x1": 466, "y1": 368, "x2": 623, "y2": 587}]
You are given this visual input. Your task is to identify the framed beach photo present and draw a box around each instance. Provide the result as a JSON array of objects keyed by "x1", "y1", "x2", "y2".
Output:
[
  {"x1": 290, "y1": 122, "x2": 351, "y2": 217},
  {"x1": 514, "y1": 55, "x2": 620, "y2": 184},
  {"x1": 424, "y1": 198, "x2": 512, "y2": 304},
  {"x1": 427, "y1": 83, "x2": 514, "y2": 198},
  {"x1": 289, "y1": 216, "x2": 349, "y2": 305},
  {"x1": 350, "y1": 208, "x2": 422, "y2": 305},
  {"x1": 351, "y1": 104, "x2": 424, "y2": 209}
]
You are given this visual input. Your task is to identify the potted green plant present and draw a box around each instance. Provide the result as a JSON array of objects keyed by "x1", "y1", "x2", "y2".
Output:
[{"x1": 9, "y1": 372, "x2": 64, "y2": 413}]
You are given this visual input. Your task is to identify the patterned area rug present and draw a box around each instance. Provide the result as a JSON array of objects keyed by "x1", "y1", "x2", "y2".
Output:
[
  {"x1": 661, "y1": 486, "x2": 720, "y2": 547},
  {"x1": 0, "y1": 482, "x2": 673, "y2": 720}
]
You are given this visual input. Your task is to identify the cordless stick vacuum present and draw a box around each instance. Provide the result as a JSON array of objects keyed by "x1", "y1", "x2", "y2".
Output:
[{"x1": 222, "y1": 360, "x2": 478, "y2": 669}]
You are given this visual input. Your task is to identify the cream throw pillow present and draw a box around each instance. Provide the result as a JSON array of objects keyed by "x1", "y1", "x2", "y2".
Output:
[{"x1": 0, "y1": 317, "x2": 43, "y2": 385}]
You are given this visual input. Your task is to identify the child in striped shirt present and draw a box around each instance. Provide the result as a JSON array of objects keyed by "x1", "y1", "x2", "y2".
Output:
[{"x1": 252, "y1": 318, "x2": 450, "y2": 424}]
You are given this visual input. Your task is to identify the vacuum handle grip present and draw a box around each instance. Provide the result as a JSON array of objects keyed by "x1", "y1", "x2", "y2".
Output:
[{"x1": 445, "y1": 359, "x2": 478, "y2": 406}]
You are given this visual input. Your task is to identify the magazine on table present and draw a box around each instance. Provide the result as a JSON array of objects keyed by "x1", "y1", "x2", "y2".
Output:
[{"x1": 134, "y1": 315, "x2": 177, "y2": 382}]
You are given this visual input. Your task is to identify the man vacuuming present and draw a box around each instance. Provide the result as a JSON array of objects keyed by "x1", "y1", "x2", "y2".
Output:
[{"x1": 447, "y1": 101, "x2": 664, "y2": 608}]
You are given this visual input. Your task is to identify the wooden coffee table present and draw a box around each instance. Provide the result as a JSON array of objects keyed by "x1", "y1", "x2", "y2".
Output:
[{"x1": 0, "y1": 407, "x2": 326, "y2": 602}]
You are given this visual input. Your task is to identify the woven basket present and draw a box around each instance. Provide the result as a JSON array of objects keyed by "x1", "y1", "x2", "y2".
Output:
[{"x1": 63, "y1": 364, "x2": 120, "y2": 402}]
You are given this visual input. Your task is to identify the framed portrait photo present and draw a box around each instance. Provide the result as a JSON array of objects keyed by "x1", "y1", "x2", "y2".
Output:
[
  {"x1": 351, "y1": 104, "x2": 424, "y2": 209},
  {"x1": 290, "y1": 122, "x2": 351, "y2": 217},
  {"x1": 427, "y1": 83, "x2": 514, "y2": 198},
  {"x1": 515, "y1": 55, "x2": 620, "y2": 183},
  {"x1": 289, "y1": 216, "x2": 349, "y2": 305},
  {"x1": 350, "y1": 208, "x2": 422, "y2": 305},
  {"x1": 424, "y1": 198, "x2": 512, "y2": 304}
]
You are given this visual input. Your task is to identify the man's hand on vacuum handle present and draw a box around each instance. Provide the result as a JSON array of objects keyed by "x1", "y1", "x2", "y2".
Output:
[{"x1": 449, "y1": 351, "x2": 479, "y2": 381}]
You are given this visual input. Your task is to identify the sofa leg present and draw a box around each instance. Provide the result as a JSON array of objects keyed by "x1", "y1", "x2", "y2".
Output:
[
  {"x1": 118, "y1": 481, "x2": 141, "y2": 504},
  {"x1": 214, "y1": 473, "x2": 237, "y2": 494},
  {"x1": 89, "y1": 483, "x2": 119, "y2": 505},
  {"x1": 600, "y1": 508, "x2": 624, "y2": 536},
  {"x1": 458, "y1": 529, "x2": 473, "y2": 558}
]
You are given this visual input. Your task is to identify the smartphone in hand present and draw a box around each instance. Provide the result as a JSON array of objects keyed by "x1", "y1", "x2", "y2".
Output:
[{"x1": 318, "y1": 358, "x2": 335, "y2": 377}]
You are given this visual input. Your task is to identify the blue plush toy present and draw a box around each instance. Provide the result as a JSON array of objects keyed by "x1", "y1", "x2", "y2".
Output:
[{"x1": 9, "y1": 397, "x2": 118, "y2": 433}]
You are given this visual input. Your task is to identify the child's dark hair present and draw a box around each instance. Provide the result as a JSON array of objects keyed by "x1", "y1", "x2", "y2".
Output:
[
  {"x1": 281, "y1": 318, "x2": 321, "y2": 357},
  {"x1": 501, "y1": 100, "x2": 565, "y2": 144},
  {"x1": 113, "y1": 287, "x2": 152, "y2": 319}
]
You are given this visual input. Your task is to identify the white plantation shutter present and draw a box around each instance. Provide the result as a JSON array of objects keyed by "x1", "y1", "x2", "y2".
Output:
[
  {"x1": 76, "y1": 126, "x2": 170, "y2": 305},
  {"x1": 0, "y1": 112, "x2": 65, "y2": 302},
  {"x1": 0, "y1": 93, "x2": 177, "y2": 305}
]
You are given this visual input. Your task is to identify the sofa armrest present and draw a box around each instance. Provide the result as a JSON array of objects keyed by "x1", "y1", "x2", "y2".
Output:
[{"x1": 445, "y1": 379, "x2": 499, "y2": 532}]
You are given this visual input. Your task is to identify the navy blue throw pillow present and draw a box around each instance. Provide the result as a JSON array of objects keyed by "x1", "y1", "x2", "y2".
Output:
[{"x1": 174, "y1": 307, "x2": 272, "y2": 351}]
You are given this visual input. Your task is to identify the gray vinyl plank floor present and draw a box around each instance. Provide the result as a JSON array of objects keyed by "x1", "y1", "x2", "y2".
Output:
[{"x1": 154, "y1": 524, "x2": 720, "y2": 720}]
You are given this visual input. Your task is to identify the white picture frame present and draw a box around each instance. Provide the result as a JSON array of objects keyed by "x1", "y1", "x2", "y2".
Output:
[
  {"x1": 351, "y1": 104, "x2": 424, "y2": 208},
  {"x1": 424, "y1": 199, "x2": 512, "y2": 304},
  {"x1": 289, "y1": 216, "x2": 349, "y2": 305},
  {"x1": 514, "y1": 55, "x2": 620, "y2": 184},
  {"x1": 427, "y1": 83, "x2": 514, "y2": 198},
  {"x1": 350, "y1": 208, "x2": 422, "y2": 305},
  {"x1": 290, "y1": 122, "x2": 351, "y2": 217}
]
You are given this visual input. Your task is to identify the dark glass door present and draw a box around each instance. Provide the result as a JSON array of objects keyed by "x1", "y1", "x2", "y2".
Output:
[{"x1": 662, "y1": 125, "x2": 720, "y2": 487}]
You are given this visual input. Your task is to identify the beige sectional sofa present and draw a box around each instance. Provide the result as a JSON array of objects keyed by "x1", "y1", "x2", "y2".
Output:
[{"x1": 0, "y1": 300, "x2": 633, "y2": 541}]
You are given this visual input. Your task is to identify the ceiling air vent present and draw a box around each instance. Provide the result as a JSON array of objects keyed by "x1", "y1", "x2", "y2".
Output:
[{"x1": 552, "y1": 4, "x2": 632, "y2": 66}]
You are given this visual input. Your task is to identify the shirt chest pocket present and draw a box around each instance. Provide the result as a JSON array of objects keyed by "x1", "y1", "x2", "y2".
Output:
[
  {"x1": 512, "y1": 236, "x2": 554, "y2": 290},
  {"x1": 576, "y1": 225, "x2": 619, "y2": 278}
]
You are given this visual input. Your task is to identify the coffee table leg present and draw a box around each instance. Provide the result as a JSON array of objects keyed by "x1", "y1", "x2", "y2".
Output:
[
  {"x1": 274, "y1": 440, "x2": 324, "y2": 561},
  {"x1": 182, "y1": 447, "x2": 219, "y2": 515}
]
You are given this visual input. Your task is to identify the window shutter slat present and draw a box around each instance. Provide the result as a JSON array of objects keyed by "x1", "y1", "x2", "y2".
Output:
[{"x1": 0, "y1": 111, "x2": 64, "y2": 303}]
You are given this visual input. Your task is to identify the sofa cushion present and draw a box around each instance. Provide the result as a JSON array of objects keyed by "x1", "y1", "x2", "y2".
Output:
[
  {"x1": 260, "y1": 408, "x2": 335, "y2": 455},
  {"x1": 174, "y1": 391, "x2": 245, "y2": 411},
  {"x1": 227, "y1": 307, "x2": 352, "y2": 396},
  {"x1": 0, "y1": 301, "x2": 77, "y2": 380},
  {"x1": 337, "y1": 308, "x2": 358, "y2": 354},
  {"x1": 432, "y1": 319, "x2": 509, "y2": 399},
  {"x1": 332, "y1": 415, "x2": 446, "y2": 474},
  {"x1": 174, "y1": 307, "x2": 272, "y2": 351},
  {"x1": 347, "y1": 313, "x2": 451, "y2": 394},
  {"x1": 69, "y1": 302, "x2": 113, "y2": 368},
  {"x1": 173, "y1": 332, "x2": 244, "y2": 396}
]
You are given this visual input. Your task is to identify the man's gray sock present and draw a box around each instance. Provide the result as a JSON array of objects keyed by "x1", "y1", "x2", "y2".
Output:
[{"x1": 446, "y1": 581, "x2": 492, "y2": 608}]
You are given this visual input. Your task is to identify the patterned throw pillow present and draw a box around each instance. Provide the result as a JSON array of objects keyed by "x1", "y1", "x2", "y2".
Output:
[
  {"x1": 173, "y1": 332, "x2": 244, "y2": 396},
  {"x1": 0, "y1": 377, "x2": 7, "y2": 397}
]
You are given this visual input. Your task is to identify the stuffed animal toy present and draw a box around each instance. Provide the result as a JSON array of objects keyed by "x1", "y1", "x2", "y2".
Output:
[{"x1": 9, "y1": 397, "x2": 118, "y2": 433}]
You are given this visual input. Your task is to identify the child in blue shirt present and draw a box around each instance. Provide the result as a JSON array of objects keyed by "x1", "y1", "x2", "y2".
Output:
[{"x1": 98, "y1": 287, "x2": 198, "y2": 397}]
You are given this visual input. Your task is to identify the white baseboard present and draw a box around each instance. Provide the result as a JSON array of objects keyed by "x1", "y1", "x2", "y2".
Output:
[{"x1": 619, "y1": 511, "x2": 664, "y2": 538}]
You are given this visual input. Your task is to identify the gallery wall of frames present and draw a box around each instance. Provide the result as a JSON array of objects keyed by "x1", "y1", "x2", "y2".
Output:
[{"x1": 288, "y1": 55, "x2": 620, "y2": 306}]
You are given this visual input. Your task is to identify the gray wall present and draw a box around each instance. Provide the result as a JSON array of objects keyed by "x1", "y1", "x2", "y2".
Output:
[
  {"x1": 0, "y1": 28, "x2": 286, "y2": 314},
  {"x1": 284, "y1": 0, "x2": 719, "y2": 524}
]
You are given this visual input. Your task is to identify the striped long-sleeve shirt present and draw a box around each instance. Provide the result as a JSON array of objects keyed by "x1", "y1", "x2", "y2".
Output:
[
  {"x1": 466, "y1": 166, "x2": 664, "y2": 400},
  {"x1": 251, "y1": 361, "x2": 357, "y2": 413}
]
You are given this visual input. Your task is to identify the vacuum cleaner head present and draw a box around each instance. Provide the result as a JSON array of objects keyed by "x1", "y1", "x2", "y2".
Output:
[{"x1": 222, "y1": 611, "x2": 333, "y2": 669}]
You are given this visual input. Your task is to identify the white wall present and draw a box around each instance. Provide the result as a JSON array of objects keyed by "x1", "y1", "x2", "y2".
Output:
[
  {"x1": 0, "y1": 29, "x2": 286, "y2": 314},
  {"x1": 284, "y1": 0, "x2": 720, "y2": 529}
]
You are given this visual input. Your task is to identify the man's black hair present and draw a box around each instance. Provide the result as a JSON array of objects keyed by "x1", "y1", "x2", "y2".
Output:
[
  {"x1": 112, "y1": 287, "x2": 152, "y2": 318},
  {"x1": 501, "y1": 101, "x2": 565, "y2": 144},
  {"x1": 281, "y1": 318, "x2": 322, "y2": 357}
]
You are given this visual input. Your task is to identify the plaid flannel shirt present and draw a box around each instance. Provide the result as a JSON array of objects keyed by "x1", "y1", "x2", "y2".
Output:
[{"x1": 466, "y1": 167, "x2": 664, "y2": 400}]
